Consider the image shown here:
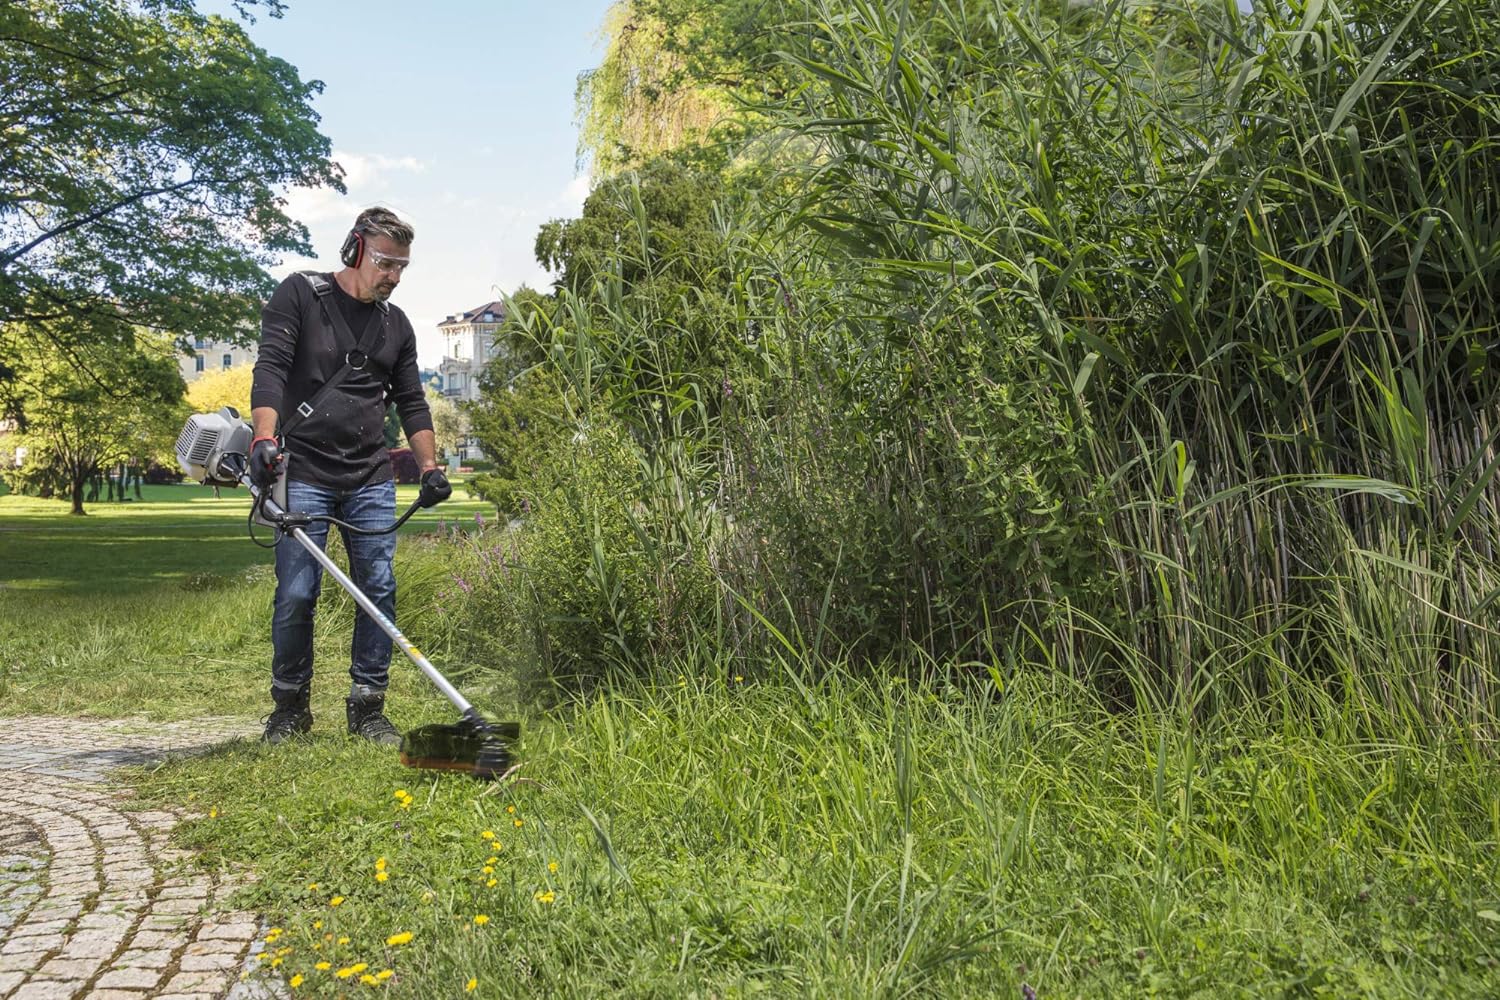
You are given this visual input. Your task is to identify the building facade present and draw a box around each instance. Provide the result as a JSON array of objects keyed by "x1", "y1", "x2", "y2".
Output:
[
  {"x1": 179, "y1": 336, "x2": 256, "y2": 383},
  {"x1": 436, "y1": 300, "x2": 509, "y2": 462},
  {"x1": 436, "y1": 301, "x2": 506, "y2": 403}
]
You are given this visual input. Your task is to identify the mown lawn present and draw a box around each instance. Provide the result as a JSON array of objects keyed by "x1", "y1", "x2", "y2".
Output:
[
  {"x1": 3, "y1": 489, "x2": 1498, "y2": 998},
  {"x1": 0, "y1": 483, "x2": 491, "y2": 719}
]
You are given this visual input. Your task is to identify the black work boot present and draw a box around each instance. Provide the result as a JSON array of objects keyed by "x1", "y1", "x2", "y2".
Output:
[
  {"x1": 346, "y1": 685, "x2": 401, "y2": 746},
  {"x1": 263, "y1": 686, "x2": 312, "y2": 744}
]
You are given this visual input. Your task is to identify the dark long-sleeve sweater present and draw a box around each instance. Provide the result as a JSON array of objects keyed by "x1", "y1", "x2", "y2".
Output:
[{"x1": 251, "y1": 272, "x2": 433, "y2": 490}]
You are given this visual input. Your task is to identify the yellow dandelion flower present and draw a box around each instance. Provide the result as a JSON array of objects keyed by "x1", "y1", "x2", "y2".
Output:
[
  {"x1": 209, "y1": 807, "x2": 218, "y2": 819},
  {"x1": 276, "y1": 946, "x2": 294, "y2": 957},
  {"x1": 548, "y1": 861, "x2": 558, "y2": 873},
  {"x1": 513, "y1": 818, "x2": 523, "y2": 828},
  {"x1": 336, "y1": 966, "x2": 356, "y2": 979},
  {"x1": 375, "y1": 872, "x2": 389, "y2": 882},
  {"x1": 307, "y1": 882, "x2": 320, "y2": 891},
  {"x1": 256, "y1": 952, "x2": 270, "y2": 961},
  {"x1": 466, "y1": 977, "x2": 478, "y2": 992},
  {"x1": 375, "y1": 857, "x2": 387, "y2": 872},
  {"x1": 386, "y1": 931, "x2": 413, "y2": 946},
  {"x1": 338, "y1": 936, "x2": 351, "y2": 945},
  {"x1": 268, "y1": 927, "x2": 283, "y2": 937},
  {"x1": 506, "y1": 805, "x2": 515, "y2": 814},
  {"x1": 315, "y1": 961, "x2": 332, "y2": 971},
  {"x1": 533, "y1": 890, "x2": 556, "y2": 904},
  {"x1": 486, "y1": 856, "x2": 498, "y2": 865},
  {"x1": 360, "y1": 973, "x2": 378, "y2": 986},
  {"x1": 270, "y1": 957, "x2": 283, "y2": 968},
  {"x1": 398, "y1": 798, "x2": 411, "y2": 810},
  {"x1": 393, "y1": 789, "x2": 407, "y2": 799},
  {"x1": 290, "y1": 973, "x2": 305, "y2": 988},
  {"x1": 486, "y1": 879, "x2": 497, "y2": 888},
  {"x1": 351, "y1": 963, "x2": 368, "y2": 973},
  {"x1": 313, "y1": 920, "x2": 323, "y2": 930},
  {"x1": 482, "y1": 866, "x2": 494, "y2": 875},
  {"x1": 330, "y1": 895, "x2": 345, "y2": 907},
  {"x1": 735, "y1": 675, "x2": 744, "y2": 683},
  {"x1": 473, "y1": 914, "x2": 490, "y2": 926},
  {"x1": 377, "y1": 969, "x2": 394, "y2": 981},
  {"x1": 480, "y1": 830, "x2": 495, "y2": 840}
]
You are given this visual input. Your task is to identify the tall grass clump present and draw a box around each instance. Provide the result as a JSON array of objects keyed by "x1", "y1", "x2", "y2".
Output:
[
  {"x1": 456, "y1": 0, "x2": 1499, "y2": 736},
  {"x1": 702, "y1": 0, "x2": 1500, "y2": 729}
]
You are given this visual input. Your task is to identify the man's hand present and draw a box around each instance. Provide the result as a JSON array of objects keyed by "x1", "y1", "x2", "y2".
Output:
[
  {"x1": 418, "y1": 468, "x2": 451, "y2": 508},
  {"x1": 249, "y1": 437, "x2": 283, "y2": 490}
]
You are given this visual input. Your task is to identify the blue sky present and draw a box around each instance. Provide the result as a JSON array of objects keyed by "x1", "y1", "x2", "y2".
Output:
[{"x1": 210, "y1": 0, "x2": 617, "y2": 366}]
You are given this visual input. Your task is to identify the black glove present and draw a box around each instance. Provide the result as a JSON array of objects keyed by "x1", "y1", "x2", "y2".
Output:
[
  {"x1": 418, "y1": 468, "x2": 452, "y2": 508},
  {"x1": 249, "y1": 437, "x2": 283, "y2": 490}
]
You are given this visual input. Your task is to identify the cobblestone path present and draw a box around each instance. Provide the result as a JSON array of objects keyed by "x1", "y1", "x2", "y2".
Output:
[{"x1": 0, "y1": 717, "x2": 280, "y2": 1000}]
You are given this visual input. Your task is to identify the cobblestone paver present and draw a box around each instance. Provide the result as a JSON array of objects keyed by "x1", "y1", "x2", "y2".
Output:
[{"x1": 0, "y1": 718, "x2": 283, "y2": 1000}]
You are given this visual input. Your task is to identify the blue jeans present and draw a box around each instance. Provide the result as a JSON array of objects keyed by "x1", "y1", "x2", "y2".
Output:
[{"x1": 271, "y1": 478, "x2": 397, "y2": 695}]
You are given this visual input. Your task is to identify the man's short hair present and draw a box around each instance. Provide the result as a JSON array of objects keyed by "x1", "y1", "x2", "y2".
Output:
[{"x1": 355, "y1": 206, "x2": 414, "y2": 246}]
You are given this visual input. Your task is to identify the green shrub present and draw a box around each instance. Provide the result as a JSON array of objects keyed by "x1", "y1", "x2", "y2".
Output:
[{"x1": 451, "y1": 413, "x2": 715, "y2": 693}]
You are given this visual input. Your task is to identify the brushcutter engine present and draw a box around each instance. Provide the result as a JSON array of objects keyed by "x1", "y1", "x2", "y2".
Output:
[
  {"x1": 175, "y1": 407, "x2": 255, "y2": 487},
  {"x1": 173, "y1": 406, "x2": 520, "y2": 782}
]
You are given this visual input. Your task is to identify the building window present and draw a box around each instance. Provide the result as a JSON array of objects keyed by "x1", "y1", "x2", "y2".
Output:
[
  {"x1": 222, "y1": 353, "x2": 232, "y2": 368},
  {"x1": 195, "y1": 336, "x2": 206, "y2": 349},
  {"x1": 195, "y1": 356, "x2": 205, "y2": 373},
  {"x1": 482, "y1": 312, "x2": 494, "y2": 322}
]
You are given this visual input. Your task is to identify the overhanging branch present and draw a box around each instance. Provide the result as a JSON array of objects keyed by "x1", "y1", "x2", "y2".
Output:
[{"x1": 0, "y1": 171, "x2": 254, "y2": 269}]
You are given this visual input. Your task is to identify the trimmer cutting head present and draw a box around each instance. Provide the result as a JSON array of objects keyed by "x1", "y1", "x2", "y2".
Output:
[{"x1": 400, "y1": 708, "x2": 519, "y2": 781}]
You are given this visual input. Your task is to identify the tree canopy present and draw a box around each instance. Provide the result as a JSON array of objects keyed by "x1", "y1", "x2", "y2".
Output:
[
  {"x1": 0, "y1": 324, "x2": 184, "y2": 514},
  {"x1": 574, "y1": 0, "x2": 793, "y2": 177},
  {"x1": 0, "y1": 0, "x2": 340, "y2": 404}
]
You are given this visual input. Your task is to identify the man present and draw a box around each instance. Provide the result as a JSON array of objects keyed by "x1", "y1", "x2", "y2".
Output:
[{"x1": 249, "y1": 206, "x2": 446, "y2": 746}]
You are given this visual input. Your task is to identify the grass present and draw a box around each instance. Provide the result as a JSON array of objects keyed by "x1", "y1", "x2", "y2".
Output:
[
  {"x1": 137, "y1": 670, "x2": 1500, "y2": 999},
  {"x1": 3, "y1": 480, "x2": 1497, "y2": 996},
  {"x1": 0, "y1": 482, "x2": 493, "y2": 719}
]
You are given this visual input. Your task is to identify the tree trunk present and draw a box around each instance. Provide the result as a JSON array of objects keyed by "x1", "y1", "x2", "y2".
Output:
[{"x1": 70, "y1": 472, "x2": 87, "y2": 515}]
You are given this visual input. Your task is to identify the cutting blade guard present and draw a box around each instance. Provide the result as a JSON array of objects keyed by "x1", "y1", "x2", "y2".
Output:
[{"x1": 400, "y1": 709, "x2": 520, "y2": 781}]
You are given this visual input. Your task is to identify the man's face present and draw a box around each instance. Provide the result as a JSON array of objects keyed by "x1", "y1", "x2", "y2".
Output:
[{"x1": 360, "y1": 234, "x2": 410, "y2": 302}]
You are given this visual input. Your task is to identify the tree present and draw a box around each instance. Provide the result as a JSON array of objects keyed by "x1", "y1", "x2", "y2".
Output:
[
  {"x1": 1, "y1": 327, "x2": 185, "y2": 514},
  {"x1": 0, "y1": 0, "x2": 341, "y2": 405},
  {"x1": 535, "y1": 155, "x2": 728, "y2": 293},
  {"x1": 426, "y1": 388, "x2": 467, "y2": 462},
  {"x1": 184, "y1": 364, "x2": 254, "y2": 418}
]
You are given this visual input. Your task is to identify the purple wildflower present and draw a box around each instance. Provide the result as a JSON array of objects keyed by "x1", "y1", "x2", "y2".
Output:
[
  {"x1": 455, "y1": 576, "x2": 472, "y2": 593},
  {"x1": 1021, "y1": 985, "x2": 1037, "y2": 1000},
  {"x1": 475, "y1": 511, "x2": 486, "y2": 528}
]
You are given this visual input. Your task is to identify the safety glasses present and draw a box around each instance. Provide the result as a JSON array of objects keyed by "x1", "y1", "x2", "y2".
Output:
[{"x1": 367, "y1": 248, "x2": 410, "y2": 273}]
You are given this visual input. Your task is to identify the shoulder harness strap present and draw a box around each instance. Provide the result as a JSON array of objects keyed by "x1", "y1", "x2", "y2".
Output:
[{"x1": 299, "y1": 271, "x2": 333, "y2": 297}]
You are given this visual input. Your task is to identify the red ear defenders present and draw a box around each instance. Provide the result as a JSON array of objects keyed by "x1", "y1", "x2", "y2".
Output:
[{"x1": 339, "y1": 226, "x2": 365, "y2": 268}]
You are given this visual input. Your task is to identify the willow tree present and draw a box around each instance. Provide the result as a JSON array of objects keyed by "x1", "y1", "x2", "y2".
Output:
[{"x1": 574, "y1": 0, "x2": 795, "y2": 177}]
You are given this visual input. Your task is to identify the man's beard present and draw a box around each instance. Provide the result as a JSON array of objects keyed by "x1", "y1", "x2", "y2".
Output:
[{"x1": 374, "y1": 283, "x2": 396, "y2": 301}]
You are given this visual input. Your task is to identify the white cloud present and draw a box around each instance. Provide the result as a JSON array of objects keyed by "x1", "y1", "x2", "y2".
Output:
[
  {"x1": 280, "y1": 149, "x2": 431, "y2": 227},
  {"x1": 558, "y1": 173, "x2": 591, "y2": 214}
]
